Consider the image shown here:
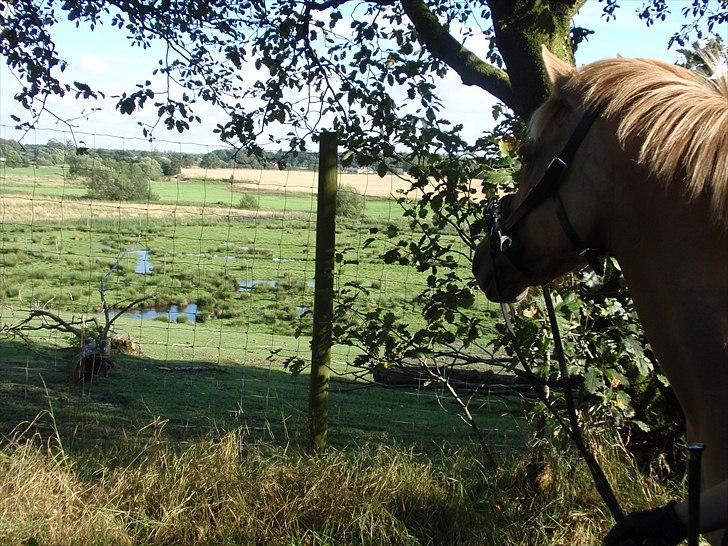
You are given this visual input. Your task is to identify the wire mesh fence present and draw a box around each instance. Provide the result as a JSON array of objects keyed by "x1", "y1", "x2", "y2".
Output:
[{"x1": 0, "y1": 125, "x2": 526, "y2": 453}]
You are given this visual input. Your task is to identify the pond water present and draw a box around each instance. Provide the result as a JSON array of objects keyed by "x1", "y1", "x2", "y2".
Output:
[
  {"x1": 184, "y1": 253, "x2": 236, "y2": 260},
  {"x1": 113, "y1": 302, "x2": 199, "y2": 323},
  {"x1": 238, "y1": 279, "x2": 279, "y2": 291},
  {"x1": 237, "y1": 279, "x2": 315, "y2": 291},
  {"x1": 130, "y1": 249, "x2": 153, "y2": 274},
  {"x1": 183, "y1": 252, "x2": 292, "y2": 263}
]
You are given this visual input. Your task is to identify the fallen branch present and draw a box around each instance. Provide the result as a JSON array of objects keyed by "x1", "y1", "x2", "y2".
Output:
[{"x1": 4, "y1": 253, "x2": 156, "y2": 382}]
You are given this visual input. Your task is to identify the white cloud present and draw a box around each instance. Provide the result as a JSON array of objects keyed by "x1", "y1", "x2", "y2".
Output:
[{"x1": 80, "y1": 54, "x2": 109, "y2": 75}]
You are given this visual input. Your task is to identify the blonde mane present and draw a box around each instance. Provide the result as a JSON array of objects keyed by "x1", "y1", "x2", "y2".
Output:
[{"x1": 559, "y1": 57, "x2": 728, "y2": 225}]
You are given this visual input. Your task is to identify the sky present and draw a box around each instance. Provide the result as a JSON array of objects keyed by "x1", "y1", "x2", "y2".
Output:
[{"x1": 0, "y1": 0, "x2": 723, "y2": 153}]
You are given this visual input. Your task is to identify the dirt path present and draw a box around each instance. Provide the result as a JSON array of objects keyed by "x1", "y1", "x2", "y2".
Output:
[{"x1": 0, "y1": 195, "x2": 293, "y2": 222}]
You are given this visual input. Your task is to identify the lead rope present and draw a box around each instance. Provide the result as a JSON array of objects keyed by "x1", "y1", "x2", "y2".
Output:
[
  {"x1": 493, "y1": 277, "x2": 624, "y2": 521},
  {"x1": 541, "y1": 284, "x2": 624, "y2": 521}
]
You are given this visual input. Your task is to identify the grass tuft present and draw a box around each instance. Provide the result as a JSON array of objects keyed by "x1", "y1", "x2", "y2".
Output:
[{"x1": 0, "y1": 425, "x2": 682, "y2": 545}]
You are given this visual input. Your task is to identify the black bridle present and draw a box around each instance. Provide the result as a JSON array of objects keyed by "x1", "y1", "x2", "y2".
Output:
[
  {"x1": 486, "y1": 106, "x2": 605, "y2": 278},
  {"x1": 476, "y1": 106, "x2": 627, "y2": 524},
  {"x1": 475, "y1": 107, "x2": 708, "y2": 540}
]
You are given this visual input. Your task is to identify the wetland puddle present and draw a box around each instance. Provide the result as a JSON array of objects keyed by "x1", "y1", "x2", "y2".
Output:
[
  {"x1": 129, "y1": 249, "x2": 152, "y2": 274},
  {"x1": 184, "y1": 253, "x2": 236, "y2": 260},
  {"x1": 237, "y1": 279, "x2": 315, "y2": 291},
  {"x1": 237, "y1": 279, "x2": 279, "y2": 291},
  {"x1": 183, "y1": 250, "x2": 293, "y2": 263},
  {"x1": 112, "y1": 302, "x2": 200, "y2": 323}
]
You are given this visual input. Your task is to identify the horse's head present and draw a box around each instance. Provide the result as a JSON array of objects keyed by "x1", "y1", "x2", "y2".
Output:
[{"x1": 473, "y1": 46, "x2": 607, "y2": 303}]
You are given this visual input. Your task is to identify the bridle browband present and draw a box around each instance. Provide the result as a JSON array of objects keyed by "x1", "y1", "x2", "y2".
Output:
[{"x1": 489, "y1": 106, "x2": 605, "y2": 277}]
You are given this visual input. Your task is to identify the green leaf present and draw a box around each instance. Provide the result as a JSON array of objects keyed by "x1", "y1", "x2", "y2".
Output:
[{"x1": 584, "y1": 368, "x2": 602, "y2": 394}]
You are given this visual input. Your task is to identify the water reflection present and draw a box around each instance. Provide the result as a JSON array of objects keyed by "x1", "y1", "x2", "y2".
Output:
[{"x1": 113, "y1": 302, "x2": 199, "y2": 323}]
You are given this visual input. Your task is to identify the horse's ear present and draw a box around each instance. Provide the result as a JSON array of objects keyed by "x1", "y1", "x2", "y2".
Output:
[{"x1": 541, "y1": 45, "x2": 576, "y2": 93}]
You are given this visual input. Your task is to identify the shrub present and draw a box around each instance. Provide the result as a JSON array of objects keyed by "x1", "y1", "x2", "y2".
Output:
[
  {"x1": 84, "y1": 159, "x2": 159, "y2": 202},
  {"x1": 336, "y1": 185, "x2": 365, "y2": 218},
  {"x1": 3, "y1": 148, "x2": 29, "y2": 167},
  {"x1": 237, "y1": 193, "x2": 258, "y2": 210}
]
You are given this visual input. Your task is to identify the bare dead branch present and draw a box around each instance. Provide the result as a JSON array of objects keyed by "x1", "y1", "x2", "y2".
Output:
[
  {"x1": 418, "y1": 358, "x2": 497, "y2": 467},
  {"x1": 106, "y1": 293, "x2": 157, "y2": 330}
]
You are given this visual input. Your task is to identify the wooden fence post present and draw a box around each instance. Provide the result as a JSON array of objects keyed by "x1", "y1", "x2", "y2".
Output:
[{"x1": 309, "y1": 131, "x2": 337, "y2": 452}]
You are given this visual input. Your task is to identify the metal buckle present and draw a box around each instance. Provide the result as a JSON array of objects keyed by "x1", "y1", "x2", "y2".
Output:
[
  {"x1": 547, "y1": 156, "x2": 567, "y2": 173},
  {"x1": 499, "y1": 233, "x2": 513, "y2": 252}
]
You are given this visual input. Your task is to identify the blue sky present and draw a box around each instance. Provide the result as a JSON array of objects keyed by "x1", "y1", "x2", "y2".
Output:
[{"x1": 0, "y1": 1, "x2": 721, "y2": 152}]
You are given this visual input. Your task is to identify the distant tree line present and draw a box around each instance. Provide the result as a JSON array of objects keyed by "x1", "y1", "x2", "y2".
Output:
[
  {"x1": 1, "y1": 138, "x2": 407, "y2": 173},
  {"x1": 0, "y1": 138, "x2": 326, "y2": 171}
]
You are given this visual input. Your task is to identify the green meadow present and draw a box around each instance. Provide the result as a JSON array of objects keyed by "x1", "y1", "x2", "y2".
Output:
[
  {"x1": 0, "y1": 165, "x2": 504, "y2": 449},
  {"x1": 0, "y1": 166, "x2": 400, "y2": 219},
  {"x1": 0, "y1": 166, "x2": 681, "y2": 545}
]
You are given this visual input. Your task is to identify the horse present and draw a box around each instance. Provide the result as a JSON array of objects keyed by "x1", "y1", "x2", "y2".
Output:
[{"x1": 472, "y1": 46, "x2": 728, "y2": 544}]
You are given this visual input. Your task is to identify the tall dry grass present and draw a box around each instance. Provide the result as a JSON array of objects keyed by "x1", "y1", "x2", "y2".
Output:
[{"x1": 0, "y1": 421, "x2": 682, "y2": 545}]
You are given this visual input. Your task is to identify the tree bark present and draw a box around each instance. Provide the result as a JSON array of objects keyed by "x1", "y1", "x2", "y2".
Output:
[
  {"x1": 489, "y1": 0, "x2": 584, "y2": 116},
  {"x1": 400, "y1": 0, "x2": 514, "y2": 107},
  {"x1": 400, "y1": 0, "x2": 584, "y2": 118}
]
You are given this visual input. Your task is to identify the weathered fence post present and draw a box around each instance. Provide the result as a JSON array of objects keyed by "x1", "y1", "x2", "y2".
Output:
[{"x1": 309, "y1": 131, "x2": 337, "y2": 452}]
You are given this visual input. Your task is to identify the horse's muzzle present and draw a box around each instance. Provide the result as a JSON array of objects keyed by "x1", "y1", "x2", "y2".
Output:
[{"x1": 472, "y1": 238, "x2": 529, "y2": 303}]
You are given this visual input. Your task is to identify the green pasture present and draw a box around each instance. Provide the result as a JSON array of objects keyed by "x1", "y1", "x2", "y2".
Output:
[
  {"x1": 1, "y1": 166, "x2": 400, "y2": 219},
  {"x1": 0, "y1": 330, "x2": 525, "y2": 454},
  {"x1": 0, "y1": 215, "x2": 473, "y2": 335},
  {"x1": 1, "y1": 165, "x2": 66, "y2": 178},
  {"x1": 1, "y1": 165, "x2": 505, "y2": 454}
]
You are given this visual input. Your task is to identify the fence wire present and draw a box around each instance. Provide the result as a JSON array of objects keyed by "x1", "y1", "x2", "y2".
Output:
[{"x1": 0, "y1": 125, "x2": 526, "y2": 452}]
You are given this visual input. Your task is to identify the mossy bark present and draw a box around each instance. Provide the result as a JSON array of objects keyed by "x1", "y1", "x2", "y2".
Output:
[
  {"x1": 402, "y1": 0, "x2": 584, "y2": 119},
  {"x1": 489, "y1": 0, "x2": 584, "y2": 116}
]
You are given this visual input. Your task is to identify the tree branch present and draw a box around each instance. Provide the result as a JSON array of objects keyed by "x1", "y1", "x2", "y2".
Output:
[
  {"x1": 400, "y1": 0, "x2": 514, "y2": 108},
  {"x1": 12, "y1": 310, "x2": 87, "y2": 340},
  {"x1": 105, "y1": 293, "x2": 157, "y2": 330},
  {"x1": 418, "y1": 357, "x2": 497, "y2": 467}
]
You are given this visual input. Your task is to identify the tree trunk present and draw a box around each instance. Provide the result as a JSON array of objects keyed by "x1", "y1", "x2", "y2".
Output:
[
  {"x1": 489, "y1": 0, "x2": 584, "y2": 117},
  {"x1": 401, "y1": 0, "x2": 585, "y2": 119}
]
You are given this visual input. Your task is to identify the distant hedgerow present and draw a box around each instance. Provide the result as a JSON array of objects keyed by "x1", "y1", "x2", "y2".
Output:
[{"x1": 77, "y1": 156, "x2": 160, "y2": 202}]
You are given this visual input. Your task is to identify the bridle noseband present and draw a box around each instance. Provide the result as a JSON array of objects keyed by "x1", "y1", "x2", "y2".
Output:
[{"x1": 485, "y1": 106, "x2": 605, "y2": 278}]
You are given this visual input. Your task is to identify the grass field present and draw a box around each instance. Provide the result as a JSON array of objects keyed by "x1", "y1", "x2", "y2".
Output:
[
  {"x1": 1, "y1": 165, "x2": 502, "y2": 448},
  {"x1": 0, "y1": 166, "x2": 685, "y2": 544},
  {"x1": 0, "y1": 165, "x2": 405, "y2": 219}
]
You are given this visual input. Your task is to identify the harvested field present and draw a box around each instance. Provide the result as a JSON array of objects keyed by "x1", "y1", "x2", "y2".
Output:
[{"x1": 181, "y1": 167, "x2": 479, "y2": 198}]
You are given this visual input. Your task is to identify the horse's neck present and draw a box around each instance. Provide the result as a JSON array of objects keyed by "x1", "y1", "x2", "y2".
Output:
[{"x1": 607, "y1": 167, "x2": 728, "y2": 482}]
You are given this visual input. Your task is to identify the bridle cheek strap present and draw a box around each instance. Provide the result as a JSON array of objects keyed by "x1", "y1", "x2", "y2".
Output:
[
  {"x1": 552, "y1": 192, "x2": 605, "y2": 276},
  {"x1": 495, "y1": 106, "x2": 606, "y2": 277}
]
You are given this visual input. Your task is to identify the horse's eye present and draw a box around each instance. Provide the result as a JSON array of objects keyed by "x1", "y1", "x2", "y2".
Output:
[{"x1": 519, "y1": 142, "x2": 534, "y2": 166}]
